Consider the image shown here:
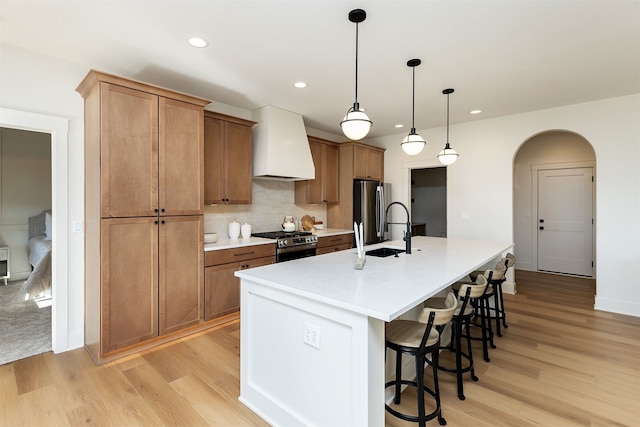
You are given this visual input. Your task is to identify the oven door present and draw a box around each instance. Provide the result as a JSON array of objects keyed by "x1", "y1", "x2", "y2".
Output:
[{"x1": 276, "y1": 243, "x2": 317, "y2": 263}]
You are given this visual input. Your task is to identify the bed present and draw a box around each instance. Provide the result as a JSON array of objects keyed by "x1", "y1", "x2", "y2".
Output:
[{"x1": 24, "y1": 210, "x2": 52, "y2": 298}]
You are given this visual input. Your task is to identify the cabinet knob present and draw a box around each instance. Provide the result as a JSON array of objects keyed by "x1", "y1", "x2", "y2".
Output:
[{"x1": 155, "y1": 208, "x2": 159, "y2": 213}]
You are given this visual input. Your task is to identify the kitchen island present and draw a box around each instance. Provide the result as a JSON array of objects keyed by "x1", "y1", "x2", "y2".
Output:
[{"x1": 236, "y1": 236, "x2": 513, "y2": 427}]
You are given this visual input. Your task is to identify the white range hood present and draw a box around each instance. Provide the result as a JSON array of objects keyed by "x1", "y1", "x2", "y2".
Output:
[{"x1": 252, "y1": 105, "x2": 315, "y2": 181}]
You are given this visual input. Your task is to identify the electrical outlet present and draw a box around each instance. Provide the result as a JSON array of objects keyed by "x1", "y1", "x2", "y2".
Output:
[{"x1": 303, "y1": 323, "x2": 321, "y2": 350}]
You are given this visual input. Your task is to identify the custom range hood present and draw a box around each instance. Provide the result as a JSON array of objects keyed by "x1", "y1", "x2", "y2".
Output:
[{"x1": 252, "y1": 105, "x2": 315, "y2": 181}]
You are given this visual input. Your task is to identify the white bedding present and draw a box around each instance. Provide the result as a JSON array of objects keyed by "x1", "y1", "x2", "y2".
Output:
[
  {"x1": 28, "y1": 235, "x2": 52, "y2": 268},
  {"x1": 25, "y1": 210, "x2": 53, "y2": 297}
]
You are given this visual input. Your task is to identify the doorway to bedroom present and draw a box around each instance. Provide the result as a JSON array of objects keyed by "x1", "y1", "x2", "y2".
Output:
[{"x1": 0, "y1": 127, "x2": 52, "y2": 364}]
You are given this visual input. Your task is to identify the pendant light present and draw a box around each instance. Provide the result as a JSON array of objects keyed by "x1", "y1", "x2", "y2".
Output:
[
  {"x1": 437, "y1": 88, "x2": 459, "y2": 165},
  {"x1": 401, "y1": 59, "x2": 426, "y2": 155},
  {"x1": 340, "y1": 9, "x2": 372, "y2": 140}
]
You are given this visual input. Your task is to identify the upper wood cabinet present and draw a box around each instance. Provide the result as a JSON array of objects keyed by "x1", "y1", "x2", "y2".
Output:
[
  {"x1": 204, "y1": 111, "x2": 256, "y2": 205},
  {"x1": 353, "y1": 143, "x2": 384, "y2": 181},
  {"x1": 78, "y1": 76, "x2": 205, "y2": 218},
  {"x1": 295, "y1": 136, "x2": 339, "y2": 204}
]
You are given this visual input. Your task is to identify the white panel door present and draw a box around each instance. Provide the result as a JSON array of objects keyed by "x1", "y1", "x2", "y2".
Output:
[{"x1": 537, "y1": 168, "x2": 593, "y2": 276}]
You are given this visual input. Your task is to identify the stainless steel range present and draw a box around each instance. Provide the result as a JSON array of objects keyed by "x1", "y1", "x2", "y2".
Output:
[{"x1": 252, "y1": 231, "x2": 318, "y2": 262}]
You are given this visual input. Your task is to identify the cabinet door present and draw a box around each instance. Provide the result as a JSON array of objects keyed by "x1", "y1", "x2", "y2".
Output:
[
  {"x1": 204, "y1": 256, "x2": 273, "y2": 321},
  {"x1": 204, "y1": 117, "x2": 252, "y2": 205},
  {"x1": 323, "y1": 143, "x2": 339, "y2": 203},
  {"x1": 101, "y1": 217, "x2": 158, "y2": 354},
  {"x1": 223, "y1": 121, "x2": 253, "y2": 204},
  {"x1": 306, "y1": 140, "x2": 324, "y2": 203},
  {"x1": 353, "y1": 145, "x2": 383, "y2": 181},
  {"x1": 204, "y1": 116, "x2": 224, "y2": 204},
  {"x1": 367, "y1": 148, "x2": 384, "y2": 181},
  {"x1": 160, "y1": 98, "x2": 204, "y2": 215},
  {"x1": 159, "y1": 215, "x2": 204, "y2": 335},
  {"x1": 101, "y1": 83, "x2": 158, "y2": 218}
]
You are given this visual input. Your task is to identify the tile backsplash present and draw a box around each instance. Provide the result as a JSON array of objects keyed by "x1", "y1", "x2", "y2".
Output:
[{"x1": 204, "y1": 178, "x2": 327, "y2": 237}]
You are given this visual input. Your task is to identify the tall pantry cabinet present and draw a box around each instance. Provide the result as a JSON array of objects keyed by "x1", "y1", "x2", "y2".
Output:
[{"x1": 77, "y1": 70, "x2": 210, "y2": 364}]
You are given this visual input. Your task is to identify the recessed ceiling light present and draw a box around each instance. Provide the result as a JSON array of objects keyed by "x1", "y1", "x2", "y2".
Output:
[
  {"x1": 188, "y1": 37, "x2": 208, "y2": 48},
  {"x1": 395, "y1": 124, "x2": 404, "y2": 128},
  {"x1": 470, "y1": 109, "x2": 482, "y2": 115},
  {"x1": 294, "y1": 82, "x2": 308, "y2": 88}
]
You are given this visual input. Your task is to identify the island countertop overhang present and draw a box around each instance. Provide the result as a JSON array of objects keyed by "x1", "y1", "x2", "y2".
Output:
[{"x1": 236, "y1": 236, "x2": 513, "y2": 322}]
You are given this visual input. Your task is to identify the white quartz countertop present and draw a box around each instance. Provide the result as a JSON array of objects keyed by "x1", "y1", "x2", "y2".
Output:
[
  {"x1": 204, "y1": 228, "x2": 353, "y2": 251},
  {"x1": 312, "y1": 228, "x2": 354, "y2": 237},
  {"x1": 236, "y1": 236, "x2": 513, "y2": 322},
  {"x1": 204, "y1": 237, "x2": 275, "y2": 251}
]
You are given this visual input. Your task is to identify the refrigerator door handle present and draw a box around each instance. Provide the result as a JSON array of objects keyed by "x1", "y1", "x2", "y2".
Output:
[{"x1": 376, "y1": 185, "x2": 384, "y2": 237}]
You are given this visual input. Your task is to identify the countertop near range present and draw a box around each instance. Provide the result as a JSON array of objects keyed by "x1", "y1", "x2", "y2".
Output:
[
  {"x1": 204, "y1": 228, "x2": 353, "y2": 252},
  {"x1": 312, "y1": 228, "x2": 354, "y2": 237},
  {"x1": 204, "y1": 237, "x2": 274, "y2": 252}
]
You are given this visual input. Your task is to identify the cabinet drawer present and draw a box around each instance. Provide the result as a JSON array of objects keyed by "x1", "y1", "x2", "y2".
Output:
[
  {"x1": 205, "y1": 244, "x2": 275, "y2": 266},
  {"x1": 0, "y1": 248, "x2": 8, "y2": 261},
  {"x1": 317, "y1": 234, "x2": 353, "y2": 249},
  {"x1": 317, "y1": 243, "x2": 353, "y2": 255}
]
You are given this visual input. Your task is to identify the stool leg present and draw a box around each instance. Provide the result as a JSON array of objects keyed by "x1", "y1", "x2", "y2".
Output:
[
  {"x1": 416, "y1": 354, "x2": 426, "y2": 427},
  {"x1": 465, "y1": 317, "x2": 478, "y2": 382},
  {"x1": 498, "y1": 282, "x2": 508, "y2": 329},
  {"x1": 394, "y1": 350, "x2": 402, "y2": 404},
  {"x1": 454, "y1": 318, "x2": 465, "y2": 401},
  {"x1": 493, "y1": 286, "x2": 502, "y2": 337},
  {"x1": 479, "y1": 298, "x2": 491, "y2": 362},
  {"x1": 431, "y1": 348, "x2": 446, "y2": 425}
]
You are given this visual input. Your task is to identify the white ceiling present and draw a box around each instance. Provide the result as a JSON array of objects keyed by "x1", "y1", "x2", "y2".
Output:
[{"x1": 2, "y1": 0, "x2": 639, "y2": 139}]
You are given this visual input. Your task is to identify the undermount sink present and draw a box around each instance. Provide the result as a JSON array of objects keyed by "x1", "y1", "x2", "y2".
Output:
[{"x1": 366, "y1": 247, "x2": 406, "y2": 258}]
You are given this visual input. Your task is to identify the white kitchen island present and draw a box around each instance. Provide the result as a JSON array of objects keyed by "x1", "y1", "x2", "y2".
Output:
[{"x1": 235, "y1": 236, "x2": 513, "y2": 427}]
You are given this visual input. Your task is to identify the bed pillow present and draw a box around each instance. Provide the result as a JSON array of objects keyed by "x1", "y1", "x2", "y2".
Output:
[{"x1": 45, "y1": 212, "x2": 52, "y2": 240}]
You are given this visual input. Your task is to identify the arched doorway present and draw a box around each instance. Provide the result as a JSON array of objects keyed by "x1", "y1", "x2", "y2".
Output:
[{"x1": 513, "y1": 130, "x2": 596, "y2": 281}]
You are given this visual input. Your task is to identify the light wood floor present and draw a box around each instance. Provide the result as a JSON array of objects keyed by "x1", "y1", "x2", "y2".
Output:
[{"x1": 1, "y1": 270, "x2": 638, "y2": 426}]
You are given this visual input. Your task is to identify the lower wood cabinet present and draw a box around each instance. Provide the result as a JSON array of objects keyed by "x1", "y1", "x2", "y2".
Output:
[
  {"x1": 316, "y1": 233, "x2": 353, "y2": 255},
  {"x1": 204, "y1": 244, "x2": 275, "y2": 321},
  {"x1": 96, "y1": 215, "x2": 203, "y2": 356}
]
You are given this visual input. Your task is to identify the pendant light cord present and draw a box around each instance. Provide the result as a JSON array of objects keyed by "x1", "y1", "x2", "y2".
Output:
[
  {"x1": 446, "y1": 91, "x2": 450, "y2": 145},
  {"x1": 354, "y1": 21, "x2": 359, "y2": 108},
  {"x1": 411, "y1": 65, "x2": 416, "y2": 132}
]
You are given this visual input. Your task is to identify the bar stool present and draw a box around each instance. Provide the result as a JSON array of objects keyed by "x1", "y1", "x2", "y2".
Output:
[
  {"x1": 452, "y1": 271, "x2": 495, "y2": 362},
  {"x1": 385, "y1": 292, "x2": 457, "y2": 426},
  {"x1": 469, "y1": 253, "x2": 515, "y2": 337},
  {"x1": 426, "y1": 274, "x2": 488, "y2": 400}
]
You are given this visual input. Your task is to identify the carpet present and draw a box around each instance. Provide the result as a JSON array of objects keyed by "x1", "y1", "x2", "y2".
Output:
[{"x1": 0, "y1": 281, "x2": 52, "y2": 365}]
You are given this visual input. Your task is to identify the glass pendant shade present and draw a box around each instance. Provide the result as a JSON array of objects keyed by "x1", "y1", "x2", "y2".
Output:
[
  {"x1": 438, "y1": 143, "x2": 459, "y2": 165},
  {"x1": 341, "y1": 107, "x2": 372, "y2": 140},
  {"x1": 401, "y1": 131, "x2": 426, "y2": 155}
]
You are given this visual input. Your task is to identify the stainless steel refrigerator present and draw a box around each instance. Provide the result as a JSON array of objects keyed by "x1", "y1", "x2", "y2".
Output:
[{"x1": 353, "y1": 180, "x2": 391, "y2": 245}]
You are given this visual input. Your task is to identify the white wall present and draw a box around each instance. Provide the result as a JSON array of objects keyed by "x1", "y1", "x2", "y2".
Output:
[
  {"x1": 370, "y1": 94, "x2": 640, "y2": 317},
  {"x1": 0, "y1": 128, "x2": 52, "y2": 279},
  {"x1": 1, "y1": 44, "x2": 637, "y2": 356}
]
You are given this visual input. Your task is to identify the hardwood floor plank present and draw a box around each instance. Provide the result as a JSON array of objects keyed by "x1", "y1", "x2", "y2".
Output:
[
  {"x1": 121, "y1": 362, "x2": 209, "y2": 426},
  {"x1": 171, "y1": 373, "x2": 269, "y2": 426}
]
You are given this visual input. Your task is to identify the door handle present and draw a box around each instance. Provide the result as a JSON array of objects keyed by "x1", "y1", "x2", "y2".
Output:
[{"x1": 539, "y1": 226, "x2": 544, "y2": 230}]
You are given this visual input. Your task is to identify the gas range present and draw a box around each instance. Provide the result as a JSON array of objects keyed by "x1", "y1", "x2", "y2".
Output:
[{"x1": 252, "y1": 230, "x2": 318, "y2": 262}]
